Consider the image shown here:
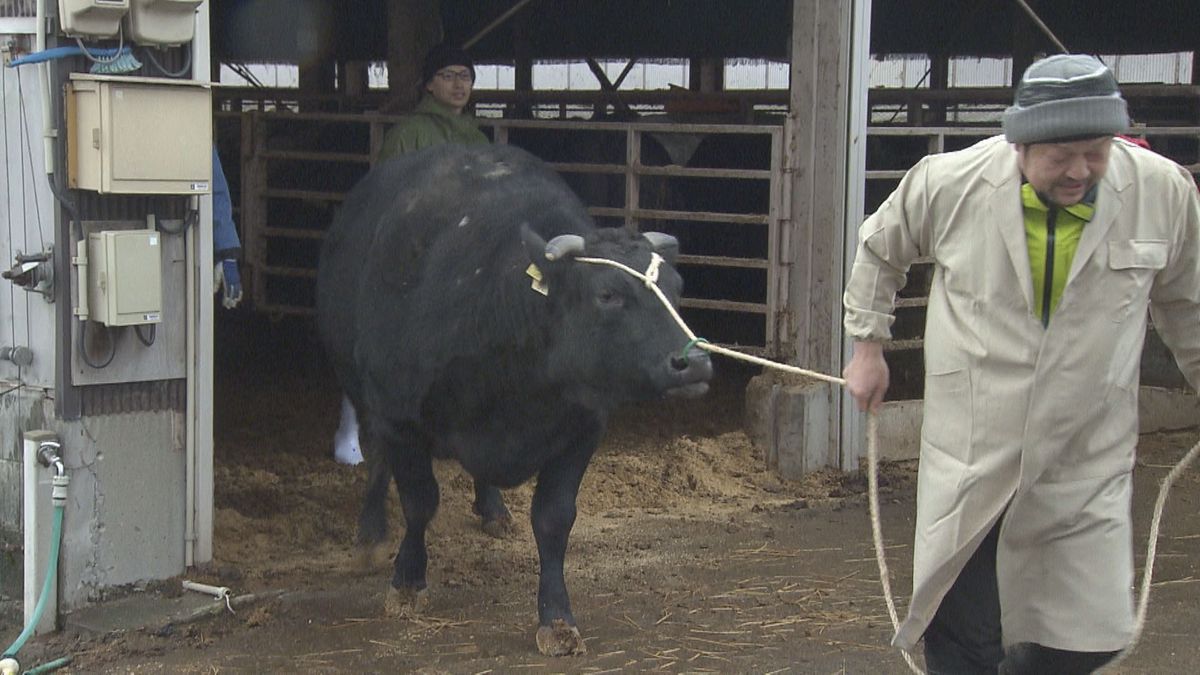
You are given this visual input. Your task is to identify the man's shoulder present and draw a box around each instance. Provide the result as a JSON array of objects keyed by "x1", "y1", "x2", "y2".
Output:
[
  {"x1": 914, "y1": 134, "x2": 1011, "y2": 187},
  {"x1": 924, "y1": 134, "x2": 1009, "y2": 168},
  {"x1": 1109, "y1": 136, "x2": 1199, "y2": 194},
  {"x1": 1112, "y1": 137, "x2": 1191, "y2": 174},
  {"x1": 380, "y1": 114, "x2": 450, "y2": 156}
]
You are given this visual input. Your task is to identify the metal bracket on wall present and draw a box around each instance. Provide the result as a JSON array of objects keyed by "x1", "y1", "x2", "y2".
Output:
[{"x1": 2, "y1": 246, "x2": 55, "y2": 302}]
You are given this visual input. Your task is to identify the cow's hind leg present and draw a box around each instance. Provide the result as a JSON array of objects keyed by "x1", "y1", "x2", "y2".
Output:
[
  {"x1": 472, "y1": 481, "x2": 512, "y2": 538},
  {"x1": 381, "y1": 432, "x2": 440, "y2": 618},
  {"x1": 352, "y1": 407, "x2": 392, "y2": 570},
  {"x1": 353, "y1": 457, "x2": 392, "y2": 571},
  {"x1": 530, "y1": 436, "x2": 599, "y2": 656},
  {"x1": 357, "y1": 450, "x2": 390, "y2": 545}
]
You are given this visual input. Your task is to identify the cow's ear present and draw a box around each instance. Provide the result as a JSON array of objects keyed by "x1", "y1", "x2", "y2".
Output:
[{"x1": 643, "y1": 231, "x2": 679, "y2": 265}]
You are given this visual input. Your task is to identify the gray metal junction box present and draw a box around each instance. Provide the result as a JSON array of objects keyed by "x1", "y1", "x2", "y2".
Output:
[
  {"x1": 67, "y1": 73, "x2": 212, "y2": 195},
  {"x1": 86, "y1": 230, "x2": 163, "y2": 326}
]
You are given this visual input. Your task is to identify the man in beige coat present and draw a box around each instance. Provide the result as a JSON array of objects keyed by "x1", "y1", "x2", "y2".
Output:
[{"x1": 843, "y1": 54, "x2": 1200, "y2": 674}]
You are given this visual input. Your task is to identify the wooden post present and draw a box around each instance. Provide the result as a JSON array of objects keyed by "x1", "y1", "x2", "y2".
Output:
[
  {"x1": 512, "y1": 11, "x2": 533, "y2": 119},
  {"x1": 928, "y1": 52, "x2": 949, "y2": 124},
  {"x1": 343, "y1": 61, "x2": 370, "y2": 104},
  {"x1": 745, "y1": 0, "x2": 857, "y2": 476},
  {"x1": 689, "y1": 57, "x2": 724, "y2": 93},
  {"x1": 625, "y1": 128, "x2": 641, "y2": 231},
  {"x1": 1192, "y1": 52, "x2": 1200, "y2": 124},
  {"x1": 298, "y1": 59, "x2": 335, "y2": 113},
  {"x1": 243, "y1": 113, "x2": 268, "y2": 310},
  {"x1": 387, "y1": 0, "x2": 442, "y2": 113}
]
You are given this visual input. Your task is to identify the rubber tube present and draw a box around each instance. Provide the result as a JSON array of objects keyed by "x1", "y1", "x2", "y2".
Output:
[
  {"x1": 1, "y1": 505, "x2": 63, "y2": 659},
  {"x1": 22, "y1": 655, "x2": 72, "y2": 674}
]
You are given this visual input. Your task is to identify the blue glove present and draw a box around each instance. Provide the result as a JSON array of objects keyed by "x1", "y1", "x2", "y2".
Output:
[{"x1": 214, "y1": 259, "x2": 243, "y2": 309}]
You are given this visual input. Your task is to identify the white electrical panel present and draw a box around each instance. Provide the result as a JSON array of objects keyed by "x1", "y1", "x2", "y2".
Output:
[
  {"x1": 67, "y1": 73, "x2": 212, "y2": 194},
  {"x1": 59, "y1": 0, "x2": 130, "y2": 39},
  {"x1": 127, "y1": 0, "x2": 203, "y2": 46},
  {"x1": 86, "y1": 230, "x2": 163, "y2": 326}
]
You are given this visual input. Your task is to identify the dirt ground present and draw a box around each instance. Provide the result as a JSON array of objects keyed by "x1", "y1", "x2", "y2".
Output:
[{"x1": 9, "y1": 314, "x2": 1200, "y2": 674}]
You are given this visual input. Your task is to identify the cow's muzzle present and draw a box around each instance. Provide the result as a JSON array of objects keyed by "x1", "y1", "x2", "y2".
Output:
[{"x1": 665, "y1": 346, "x2": 713, "y2": 398}]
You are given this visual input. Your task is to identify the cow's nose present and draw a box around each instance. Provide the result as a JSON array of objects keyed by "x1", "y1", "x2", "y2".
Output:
[{"x1": 670, "y1": 346, "x2": 713, "y2": 378}]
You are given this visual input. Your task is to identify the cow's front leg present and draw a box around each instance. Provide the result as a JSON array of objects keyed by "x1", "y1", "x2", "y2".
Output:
[
  {"x1": 381, "y1": 429, "x2": 439, "y2": 618},
  {"x1": 530, "y1": 444, "x2": 596, "y2": 656},
  {"x1": 472, "y1": 480, "x2": 512, "y2": 537}
]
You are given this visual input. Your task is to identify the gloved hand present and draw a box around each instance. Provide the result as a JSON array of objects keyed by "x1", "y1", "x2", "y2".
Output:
[{"x1": 214, "y1": 259, "x2": 243, "y2": 309}]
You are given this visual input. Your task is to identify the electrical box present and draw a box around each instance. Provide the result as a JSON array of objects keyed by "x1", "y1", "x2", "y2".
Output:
[
  {"x1": 86, "y1": 230, "x2": 163, "y2": 326},
  {"x1": 59, "y1": 0, "x2": 130, "y2": 39},
  {"x1": 126, "y1": 0, "x2": 203, "y2": 46},
  {"x1": 67, "y1": 73, "x2": 212, "y2": 195}
]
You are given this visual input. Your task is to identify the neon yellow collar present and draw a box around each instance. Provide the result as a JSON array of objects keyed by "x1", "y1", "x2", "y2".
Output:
[{"x1": 1020, "y1": 183, "x2": 1096, "y2": 221}]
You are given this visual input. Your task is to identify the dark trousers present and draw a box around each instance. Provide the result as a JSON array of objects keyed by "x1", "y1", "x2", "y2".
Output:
[{"x1": 922, "y1": 520, "x2": 1121, "y2": 675}]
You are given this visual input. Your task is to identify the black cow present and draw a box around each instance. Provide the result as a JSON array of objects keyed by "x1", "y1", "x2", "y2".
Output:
[{"x1": 315, "y1": 143, "x2": 713, "y2": 655}]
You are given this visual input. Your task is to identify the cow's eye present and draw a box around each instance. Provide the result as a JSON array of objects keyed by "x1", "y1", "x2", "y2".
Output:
[{"x1": 596, "y1": 288, "x2": 624, "y2": 309}]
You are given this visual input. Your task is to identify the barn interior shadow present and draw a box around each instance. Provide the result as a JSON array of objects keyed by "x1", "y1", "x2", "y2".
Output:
[{"x1": 212, "y1": 308, "x2": 759, "y2": 466}]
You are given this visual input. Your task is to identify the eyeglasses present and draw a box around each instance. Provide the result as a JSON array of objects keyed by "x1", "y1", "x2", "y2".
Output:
[{"x1": 435, "y1": 69, "x2": 474, "y2": 84}]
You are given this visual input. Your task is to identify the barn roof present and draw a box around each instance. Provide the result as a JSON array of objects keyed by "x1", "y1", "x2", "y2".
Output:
[{"x1": 210, "y1": 0, "x2": 1199, "y2": 65}]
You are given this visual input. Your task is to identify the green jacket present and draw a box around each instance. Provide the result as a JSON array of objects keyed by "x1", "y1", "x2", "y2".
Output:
[{"x1": 378, "y1": 96, "x2": 489, "y2": 161}]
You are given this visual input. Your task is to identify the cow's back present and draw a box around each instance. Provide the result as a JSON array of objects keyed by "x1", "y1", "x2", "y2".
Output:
[{"x1": 317, "y1": 143, "x2": 593, "y2": 409}]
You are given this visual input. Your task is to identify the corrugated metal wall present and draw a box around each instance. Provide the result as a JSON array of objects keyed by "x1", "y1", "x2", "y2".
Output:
[
  {"x1": 0, "y1": 0, "x2": 35, "y2": 18},
  {"x1": 1108, "y1": 53, "x2": 1194, "y2": 83},
  {"x1": 869, "y1": 53, "x2": 1194, "y2": 88}
]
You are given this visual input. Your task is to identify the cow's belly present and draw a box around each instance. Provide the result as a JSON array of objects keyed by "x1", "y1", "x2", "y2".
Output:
[{"x1": 427, "y1": 396, "x2": 604, "y2": 488}]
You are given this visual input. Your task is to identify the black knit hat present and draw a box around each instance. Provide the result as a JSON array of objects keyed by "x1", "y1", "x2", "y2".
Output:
[
  {"x1": 422, "y1": 44, "x2": 476, "y2": 84},
  {"x1": 1003, "y1": 54, "x2": 1129, "y2": 144}
]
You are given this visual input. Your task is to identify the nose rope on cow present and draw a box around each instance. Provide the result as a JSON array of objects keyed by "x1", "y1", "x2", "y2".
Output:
[{"x1": 572, "y1": 253, "x2": 1200, "y2": 675}]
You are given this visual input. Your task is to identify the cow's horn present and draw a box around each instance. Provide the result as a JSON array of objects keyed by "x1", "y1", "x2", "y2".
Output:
[
  {"x1": 641, "y1": 232, "x2": 678, "y2": 251},
  {"x1": 544, "y1": 234, "x2": 586, "y2": 261}
]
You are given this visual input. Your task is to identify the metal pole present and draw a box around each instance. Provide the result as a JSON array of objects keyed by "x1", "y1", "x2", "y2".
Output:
[
  {"x1": 463, "y1": 0, "x2": 538, "y2": 50},
  {"x1": 1013, "y1": 0, "x2": 1069, "y2": 54}
]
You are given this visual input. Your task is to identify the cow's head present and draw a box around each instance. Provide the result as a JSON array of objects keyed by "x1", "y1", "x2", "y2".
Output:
[{"x1": 520, "y1": 225, "x2": 713, "y2": 406}]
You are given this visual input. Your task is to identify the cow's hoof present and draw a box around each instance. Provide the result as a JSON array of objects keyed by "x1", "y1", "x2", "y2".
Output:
[
  {"x1": 384, "y1": 585, "x2": 429, "y2": 618},
  {"x1": 481, "y1": 514, "x2": 513, "y2": 539},
  {"x1": 535, "y1": 619, "x2": 586, "y2": 656}
]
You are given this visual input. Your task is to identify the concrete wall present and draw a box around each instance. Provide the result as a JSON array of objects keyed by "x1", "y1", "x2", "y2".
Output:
[
  {"x1": 3, "y1": 398, "x2": 186, "y2": 611},
  {"x1": 55, "y1": 411, "x2": 186, "y2": 608}
]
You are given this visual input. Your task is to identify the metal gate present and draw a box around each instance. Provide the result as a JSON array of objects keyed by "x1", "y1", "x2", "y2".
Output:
[{"x1": 224, "y1": 111, "x2": 788, "y2": 358}]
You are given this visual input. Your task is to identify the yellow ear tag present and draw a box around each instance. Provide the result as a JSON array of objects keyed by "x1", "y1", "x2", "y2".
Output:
[{"x1": 526, "y1": 263, "x2": 548, "y2": 296}]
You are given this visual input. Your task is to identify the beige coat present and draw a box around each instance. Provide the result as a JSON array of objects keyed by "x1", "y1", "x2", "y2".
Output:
[{"x1": 843, "y1": 135, "x2": 1200, "y2": 652}]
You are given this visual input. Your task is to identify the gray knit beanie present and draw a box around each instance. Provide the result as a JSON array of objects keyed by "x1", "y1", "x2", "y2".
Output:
[{"x1": 1003, "y1": 54, "x2": 1129, "y2": 144}]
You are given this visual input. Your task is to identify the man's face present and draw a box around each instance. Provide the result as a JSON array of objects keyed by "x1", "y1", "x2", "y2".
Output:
[
  {"x1": 1016, "y1": 136, "x2": 1114, "y2": 207},
  {"x1": 426, "y1": 66, "x2": 474, "y2": 113}
]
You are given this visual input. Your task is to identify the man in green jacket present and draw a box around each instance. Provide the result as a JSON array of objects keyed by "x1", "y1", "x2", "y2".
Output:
[
  {"x1": 377, "y1": 44, "x2": 490, "y2": 162},
  {"x1": 335, "y1": 44, "x2": 489, "y2": 465}
]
